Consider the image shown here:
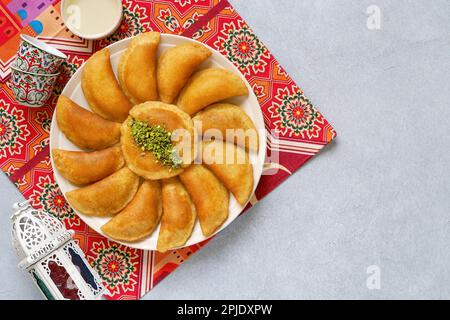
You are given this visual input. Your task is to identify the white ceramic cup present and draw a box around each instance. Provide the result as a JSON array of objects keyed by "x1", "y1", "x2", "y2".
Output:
[
  {"x1": 10, "y1": 67, "x2": 59, "y2": 107},
  {"x1": 14, "y1": 34, "x2": 67, "y2": 74},
  {"x1": 61, "y1": 0, "x2": 123, "y2": 40}
]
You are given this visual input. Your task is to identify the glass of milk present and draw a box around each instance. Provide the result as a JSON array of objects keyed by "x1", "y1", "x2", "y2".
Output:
[{"x1": 61, "y1": 0, "x2": 123, "y2": 40}]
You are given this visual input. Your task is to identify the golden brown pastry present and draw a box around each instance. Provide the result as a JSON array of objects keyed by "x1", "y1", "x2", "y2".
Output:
[
  {"x1": 121, "y1": 102, "x2": 195, "y2": 180},
  {"x1": 179, "y1": 165, "x2": 229, "y2": 237},
  {"x1": 120, "y1": 119, "x2": 184, "y2": 180},
  {"x1": 82, "y1": 48, "x2": 132, "y2": 122},
  {"x1": 129, "y1": 101, "x2": 194, "y2": 138},
  {"x1": 118, "y1": 32, "x2": 160, "y2": 105},
  {"x1": 157, "y1": 177, "x2": 196, "y2": 252},
  {"x1": 177, "y1": 68, "x2": 248, "y2": 115},
  {"x1": 56, "y1": 95, "x2": 121, "y2": 150},
  {"x1": 52, "y1": 146, "x2": 125, "y2": 186},
  {"x1": 101, "y1": 180, "x2": 162, "y2": 242},
  {"x1": 66, "y1": 167, "x2": 139, "y2": 217},
  {"x1": 202, "y1": 140, "x2": 254, "y2": 206},
  {"x1": 157, "y1": 42, "x2": 211, "y2": 104},
  {"x1": 193, "y1": 103, "x2": 259, "y2": 152}
]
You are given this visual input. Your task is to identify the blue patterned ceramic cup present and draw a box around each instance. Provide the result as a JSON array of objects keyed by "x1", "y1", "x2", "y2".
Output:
[
  {"x1": 13, "y1": 35, "x2": 67, "y2": 74},
  {"x1": 10, "y1": 67, "x2": 59, "y2": 108}
]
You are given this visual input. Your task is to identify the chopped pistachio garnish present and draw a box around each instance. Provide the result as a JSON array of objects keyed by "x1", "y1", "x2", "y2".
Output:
[{"x1": 130, "y1": 119, "x2": 182, "y2": 169}]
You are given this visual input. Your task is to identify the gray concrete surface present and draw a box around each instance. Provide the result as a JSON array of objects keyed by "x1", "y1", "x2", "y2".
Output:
[{"x1": 1, "y1": 0, "x2": 449, "y2": 300}]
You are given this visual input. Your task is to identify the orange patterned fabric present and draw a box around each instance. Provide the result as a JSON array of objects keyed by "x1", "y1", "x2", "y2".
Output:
[{"x1": 0, "y1": 0, "x2": 336, "y2": 300}]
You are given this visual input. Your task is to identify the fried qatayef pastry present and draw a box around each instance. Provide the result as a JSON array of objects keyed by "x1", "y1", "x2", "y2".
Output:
[
  {"x1": 180, "y1": 165, "x2": 229, "y2": 237},
  {"x1": 82, "y1": 48, "x2": 132, "y2": 122},
  {"x1": 52, "y1": 146, "x2": 125, "y2": 186},
  {"x1": 157, "y1": 178, "x2": 196, "y2": 252},
  {"x1": 157, "y1": 42, "x2": 211, "y2": 104},
  {"x1": 177, "y1": 68, "x2": 249, "y2": 115},
  {"x1": 102, "y1": 180, "x2": 162, "y2": 242},
  {"x1": 66, "y1": 167, "x2": 139, "y2": 217},
  {"x1": 193, "y1": 103, "x2": 259, "y2": 152},
  {"x1": 121, "y1": 120, "x2": 183, "y2": 180},
  {"x1": 119, "y1": 32, "x2": 160, "y2": 104},
  {"x1": 202, "y1": 140, "x2": 254, "y2": 206},
  {"x1": 56, "y1": 95, "x2": 121, "y2": 150},
  {"x1": 121, "y1": 102, "x2": 195, "y2": 180}
]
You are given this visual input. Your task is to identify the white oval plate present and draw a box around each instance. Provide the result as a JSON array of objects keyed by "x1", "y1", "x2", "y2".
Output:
[{"x1": 50, "y1": 34, "x2": 266, "y2": 251}]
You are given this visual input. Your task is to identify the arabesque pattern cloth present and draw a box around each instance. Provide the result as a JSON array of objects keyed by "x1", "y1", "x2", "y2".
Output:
[{"x1": 0, "y1": 0, "x2": 336, "y2": 300}]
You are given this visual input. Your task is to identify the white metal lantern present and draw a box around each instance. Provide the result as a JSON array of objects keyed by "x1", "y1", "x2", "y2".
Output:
[{"x1": 11, "y1": 200, "x2": 108, "y2": 300}]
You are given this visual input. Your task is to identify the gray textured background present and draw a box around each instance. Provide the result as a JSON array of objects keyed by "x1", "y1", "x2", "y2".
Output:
[{"x1": 1, "y1": 0, "x2": 449, "y2": 300}]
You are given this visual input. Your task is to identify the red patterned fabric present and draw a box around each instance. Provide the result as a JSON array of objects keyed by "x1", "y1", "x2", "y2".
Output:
[{"x1": 0, "y1": 0, "x2": 335, "y2": 300}]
